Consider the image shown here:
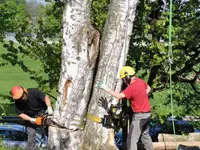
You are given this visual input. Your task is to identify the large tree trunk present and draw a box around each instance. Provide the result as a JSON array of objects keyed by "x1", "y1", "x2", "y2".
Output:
[
  {"x1": 48, "y1": 0, "x2": 139, "y2": 150},
  {"x1": 83, "y1": 1, "x2": 139, "y2": 150}
]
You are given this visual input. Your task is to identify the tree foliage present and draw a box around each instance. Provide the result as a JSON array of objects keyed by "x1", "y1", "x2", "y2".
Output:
[
  {"x1": 128, "y1": 0, "x2": 200, "y2": 119},
  {"x1": 0, "y1": 0, "x2": 199, "y2": 117},
  {"x1": 0, "y1": 0, "x2": 28, "y2": 41},
  {"x1": 90, "y1": 0, "x2": 109, "y2": 34},
  {"x1": 129, "y1": 0, "x2": 199, "y2": 92},
  {"x1": 0, "y1": 0, "x2": 63, "y2": 99}
]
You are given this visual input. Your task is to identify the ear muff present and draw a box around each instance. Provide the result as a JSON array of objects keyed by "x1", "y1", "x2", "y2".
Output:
[
  {"x1": 20, "y1": 86, "x2": 28, "y2": 94},
  {"x1": 124, "y1": 72, "x2": 131, "y2": 85}
]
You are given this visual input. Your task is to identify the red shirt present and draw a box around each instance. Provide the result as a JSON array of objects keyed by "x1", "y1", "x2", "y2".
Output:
[{"x1": 122, "y1": 78, "x2": 151, "y2": 113}]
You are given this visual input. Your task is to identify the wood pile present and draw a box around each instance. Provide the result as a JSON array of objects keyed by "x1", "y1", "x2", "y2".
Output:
[{"x1": 152, "y1": 133, "x2": 200, "y2": 150}]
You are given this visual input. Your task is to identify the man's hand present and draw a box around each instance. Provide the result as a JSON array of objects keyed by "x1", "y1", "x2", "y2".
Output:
[
  {"x1": 47, "y1": 106, "x2": 53, "y2": 115},
  {"x1": 30, "y1": 117, "x2": 46, "y2": 126},
  {"x1": 30, "y1": 118, "x2": 36, "y2": 124},
  {"x1": 96, "y1": 81, "x2": 110, "y2": 91},
  {"x1": 98, "y1": 97, "x2": 111, "y2": 112}
]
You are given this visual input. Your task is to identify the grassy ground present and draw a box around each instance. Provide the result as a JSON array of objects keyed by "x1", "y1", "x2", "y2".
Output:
[
  {"x1": 0, "y1": 42, "x2": 39, "y2": 100},
  {"x1": 0, "y1": 42, "x2": 44, "y2": 115}
]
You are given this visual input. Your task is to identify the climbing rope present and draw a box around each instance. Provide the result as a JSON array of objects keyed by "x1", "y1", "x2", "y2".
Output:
[{"x1": 168, "y1": 0, "x2": 177, "y2": 149}]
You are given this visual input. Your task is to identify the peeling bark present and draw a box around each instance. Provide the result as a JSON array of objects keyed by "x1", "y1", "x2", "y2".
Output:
[
  {"x1": 52, "y1": 0, "x2": 99, "y2": 130},
  {"x1": 83, "y1": 0, "x2": 139, "y2": 150},
  {"x1": 48, "y1": 0, "x2": 100, "y2": 149}
]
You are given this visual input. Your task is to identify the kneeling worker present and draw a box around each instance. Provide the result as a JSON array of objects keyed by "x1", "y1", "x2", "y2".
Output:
[{"x1": 10, "y1": 85, "x2": 54, "y2": 150}]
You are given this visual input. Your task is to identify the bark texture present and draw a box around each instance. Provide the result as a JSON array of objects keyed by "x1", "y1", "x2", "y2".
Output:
[
  {"x1": 48, "y1": 0, "x2": 100, "y2": 149},
  {"x1": 48, "y1": 0, "x2": 139, "y2": 149},
  {"x1": 83, "y1": 0, "x2": 139, "y2": 150},
  {"x1": 52, "y1": 0, "x2": 99, "y2": 129}
]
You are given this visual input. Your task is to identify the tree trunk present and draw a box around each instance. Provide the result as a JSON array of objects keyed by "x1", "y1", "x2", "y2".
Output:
[
  {"x1": 48, "y1": 0, "x2": 139, "y2": 149},
  {"x1": 83, "y1": 0, "x2": 139, "y2": 150}
]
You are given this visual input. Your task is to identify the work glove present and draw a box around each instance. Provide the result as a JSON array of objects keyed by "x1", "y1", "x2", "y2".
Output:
[
  {"x1": 96, "y1": 81, "x2": 110, "y2": 91},
  {"x1": 47, "y1": 106, "x2": 53, "y2": 116},
  {"x1": 98, "y1": 97, "x2": 111, "y2": 112},
  {"x1": 30, "y1": 118, "x2": 36, "y2": 124},
  {"x1": 30, "y1": 117, "x2": 46, "y2": 126}
]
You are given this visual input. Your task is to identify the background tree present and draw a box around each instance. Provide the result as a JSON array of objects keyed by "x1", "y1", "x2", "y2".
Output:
[
  {"x1": 129, "y1": 0, "x2": 199, "y2": 91},
  {"x1": 0, "y1": 0, "x2": 63, "y2": 100},
  {"x1": 128, "y1": 0, "x2": 200, "y2": 120},
  {"x1": 0, "y1": 0, "x2": 27, "y2": 41}
]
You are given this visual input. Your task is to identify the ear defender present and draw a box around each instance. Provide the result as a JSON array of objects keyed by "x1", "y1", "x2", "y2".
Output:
[
  {"x1": 120, "y1": 66, "x2": 135, "y2": 85},
  {"x1": 20, "y1": 86, "x2": 28, "y2": 94},
  {"x1": 124, "y1": 72, "x2": 131, "y2": 85}
]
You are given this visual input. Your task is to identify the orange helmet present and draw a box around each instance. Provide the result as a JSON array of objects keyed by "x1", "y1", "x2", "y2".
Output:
[{"x1": 11, "y1": 86, "x2": 24, "y2": 99}]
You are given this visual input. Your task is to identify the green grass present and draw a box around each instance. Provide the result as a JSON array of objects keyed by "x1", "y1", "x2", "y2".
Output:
[
  {"x1": 0, "y1": 42, "x2": 47, "y2": 115},
  {"x1": 0, "y1": 42, "x2": 41, "y2": 104},
  {"x1": 0, "y1": 41, "x2": 58, "y2": 115}
]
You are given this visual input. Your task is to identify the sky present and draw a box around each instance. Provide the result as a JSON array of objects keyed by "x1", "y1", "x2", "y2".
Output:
[{"x1": 26, "y1": 0, "x2": 47, "y2": 4}]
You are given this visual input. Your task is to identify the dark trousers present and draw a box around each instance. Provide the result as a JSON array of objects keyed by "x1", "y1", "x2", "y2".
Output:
[
  {"x1": 27, "y1": 110, "x2": 48, "y2": 150},
  {"x1": 27, "y1": 123, "x2": 37, "y2": 150}
]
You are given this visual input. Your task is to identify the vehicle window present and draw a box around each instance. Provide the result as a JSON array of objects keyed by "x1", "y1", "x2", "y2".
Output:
[
  {"x1": 10, "y1": 131, "x2": 28, "y2": 141},
  {"x1": 0, "y1": 130, "x2": 9, "y2": 140}
]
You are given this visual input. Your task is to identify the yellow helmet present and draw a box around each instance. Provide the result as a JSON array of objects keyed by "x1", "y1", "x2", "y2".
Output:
[{"x1": 120, "y1": 66, "x2": 135, "y2": 78}]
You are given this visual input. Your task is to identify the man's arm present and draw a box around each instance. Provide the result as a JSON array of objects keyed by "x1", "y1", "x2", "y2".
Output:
[
  {"x1": 18, "y1": 113, "x2": 35, "y2": 122},
  {"x1": 44, "y1": 95, "x2": 52, "y2": 107},
  {"x1": 96, "y1": 81, "x2": 126, "y2": 99},
  {"x1": 44, "y1": 95, "x2": 53, "y2": 115},
  {"x1": 19, "y1": 113, "x2": 44, "y2": 125},
  {"x1": 146, "y1": 85, "x2": 151, "y2": 94},
  {"x1": 107, "y1": 89, "x2": 126, "y2": 100}
]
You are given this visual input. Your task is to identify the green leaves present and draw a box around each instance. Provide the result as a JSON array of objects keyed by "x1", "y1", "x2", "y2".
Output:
[
  {"x1": 90, "y1": 0, "x2": 109, "y2": 34},
  {"x1": 128, "y1": 0, "x2": 200, "y2": 119},
  {"x1": 0, "y1": 0, "x2": 62, "y2": 99},
  {"x1": 129, "y1": 0, "x2": 200, "y2": 89}
]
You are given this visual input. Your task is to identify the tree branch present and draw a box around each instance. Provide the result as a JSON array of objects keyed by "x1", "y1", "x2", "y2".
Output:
[
  {"x1": 147, "y1": 65, "x2": 161, "y2": 86},
  {"x1": 176, "y1": 71, "x2": 199, "y2": 83},
  {"x1": 172, "y1": 57, "x2": 200, "y2": 81},
  {"x1": 191, "y1": 83, "x2": 200, "y2": 95},
  {"x1": 184, "y1": 45, "x2": 199, "y2": 57}
]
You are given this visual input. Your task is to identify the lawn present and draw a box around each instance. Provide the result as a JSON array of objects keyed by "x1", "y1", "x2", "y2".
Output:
[
  {"x1": 0, "y1": 42, "x2": 42, "y2": 104},
  {"x1": 0, "y1": 41, "x2": 58, "y2": 115}
]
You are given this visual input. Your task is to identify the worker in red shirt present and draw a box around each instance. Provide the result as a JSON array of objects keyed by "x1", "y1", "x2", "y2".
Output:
[{"x1": 97, "y1": 66, "x2": 154, "y2": 150}]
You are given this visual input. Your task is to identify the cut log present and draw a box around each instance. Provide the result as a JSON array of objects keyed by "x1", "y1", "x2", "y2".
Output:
[
  {"x1": 158, "y1": 133, "x2": 188, "y2": 142},
  {"x1": 188, "y1": 133, "x2": 200, "y2": 141},
  {"x1": 153, "y1": 142, "x2": 200, "y2": 150},
  {"x1": 158, "y1": 133, "x2": 200, "y2": 142}
]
